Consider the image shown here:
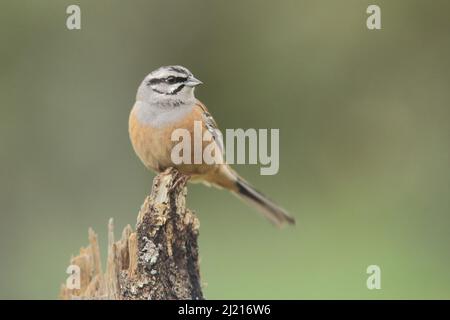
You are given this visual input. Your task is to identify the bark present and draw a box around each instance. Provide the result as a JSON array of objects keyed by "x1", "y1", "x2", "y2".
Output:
[{"x1": 59, "y1": 168, "x2": 203, "y2": 300}]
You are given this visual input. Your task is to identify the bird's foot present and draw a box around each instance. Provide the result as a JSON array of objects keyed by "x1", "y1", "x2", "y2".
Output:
[{"x1": 171, "y1": 173, "x2": 190, "y2": 191}]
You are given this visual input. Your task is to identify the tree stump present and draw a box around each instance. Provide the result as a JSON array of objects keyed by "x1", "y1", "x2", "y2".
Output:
[{"x1": 59, "y1": 168, "x2": 203, "y2": 300}]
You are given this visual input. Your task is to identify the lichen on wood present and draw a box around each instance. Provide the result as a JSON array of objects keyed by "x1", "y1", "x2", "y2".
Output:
[{"x1": 59, "y1": 168, "x2": 203, "y2": 300}]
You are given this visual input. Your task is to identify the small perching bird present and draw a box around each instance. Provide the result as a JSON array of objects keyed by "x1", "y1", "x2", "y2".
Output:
[{"x1": 129, "y1": 65, "x2": 295, "y2": 227}]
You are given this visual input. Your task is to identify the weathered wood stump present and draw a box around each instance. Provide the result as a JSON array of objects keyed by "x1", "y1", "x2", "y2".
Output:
[{"x1": 59, "y1": 168, "x2": 203, "y2": 300}]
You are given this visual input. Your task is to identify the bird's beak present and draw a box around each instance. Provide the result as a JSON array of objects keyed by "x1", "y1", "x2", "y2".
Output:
[{"x1": 185, "y1": 76, "x2": 203, "y2": 87}]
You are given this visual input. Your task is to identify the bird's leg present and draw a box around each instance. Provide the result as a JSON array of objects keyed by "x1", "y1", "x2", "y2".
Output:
[{"x1": 171, "y1": 172, "x2": 190, "y2": 191}]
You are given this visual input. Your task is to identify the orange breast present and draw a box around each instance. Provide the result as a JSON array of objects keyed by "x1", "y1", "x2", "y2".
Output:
[{"x1": 128, "y1": 104, "x2": 217, "y2": 176}]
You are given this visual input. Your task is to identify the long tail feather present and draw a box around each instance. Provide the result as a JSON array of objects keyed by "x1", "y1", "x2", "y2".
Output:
[{"x1": 233, "y1": 177, "x2": 295, "y2": 227}]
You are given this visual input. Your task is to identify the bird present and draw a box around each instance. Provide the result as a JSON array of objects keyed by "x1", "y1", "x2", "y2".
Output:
[{"x1": 129, "y1": 65, "x2": 295, "y2": 227}]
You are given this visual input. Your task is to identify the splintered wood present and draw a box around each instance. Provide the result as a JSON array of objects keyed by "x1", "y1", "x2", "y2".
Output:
[{"x1": 59, "y1": 168, "x2": 203, "y2": 300}]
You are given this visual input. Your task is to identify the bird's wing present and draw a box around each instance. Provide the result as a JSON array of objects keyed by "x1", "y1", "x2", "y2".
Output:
[{"x1": 195, "y1": 101, "x2": 225, "y2": 157}]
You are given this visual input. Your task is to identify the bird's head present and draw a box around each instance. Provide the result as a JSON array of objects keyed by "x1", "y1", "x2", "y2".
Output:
[{"x1": 137, "y1": 65, "x2": 202, "y2": 106}]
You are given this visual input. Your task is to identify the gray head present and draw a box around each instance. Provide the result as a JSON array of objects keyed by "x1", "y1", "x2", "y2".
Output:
[{"x1": 137, "y1": 65, "x2": 202, "y2": 107}]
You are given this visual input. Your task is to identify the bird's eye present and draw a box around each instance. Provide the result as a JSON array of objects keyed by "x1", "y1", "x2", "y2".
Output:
[{"x1": 166, "y1": 76, "x2": 177, "y2": 84}]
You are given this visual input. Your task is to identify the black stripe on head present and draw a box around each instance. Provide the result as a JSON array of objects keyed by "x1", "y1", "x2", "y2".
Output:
[
  {"x1": 147, "y1": 78, "x2": 163, "y2": 86},
  {"x1": 168, "y1": 66, "x2": 189, "y2": 75},
  {"x1": 166, "y1": 76, "x2": 188, "y2": 84},
  {"x1": 171, "y1": 84, "x2": 185, "y2": 94},
  {"x1": 151, "y1": 84, "x2": 185, "y2": 95},
  {"x1": 151, "y1": 88, "x2": 165, "y2": 94},
  {"x1": 147, "y1": 76, "x2": 187, "y2": 86}
]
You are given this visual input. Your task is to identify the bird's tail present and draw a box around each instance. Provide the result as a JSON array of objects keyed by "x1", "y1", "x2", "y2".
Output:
[
  {"x1": 234, "y1": 177, "x2": 295, "y2": 227},
  {"x1": 207, "y1": 166, "x2": 295, "y2": 227}
]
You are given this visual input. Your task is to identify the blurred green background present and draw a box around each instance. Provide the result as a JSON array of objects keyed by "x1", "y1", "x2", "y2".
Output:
[{"x1": 1, "y1": 0, "x2": 450, "y2": 299}]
